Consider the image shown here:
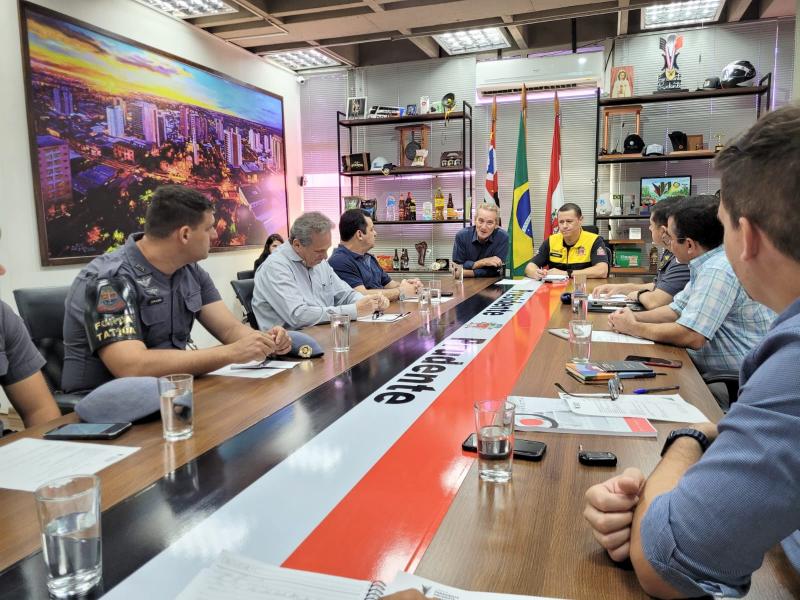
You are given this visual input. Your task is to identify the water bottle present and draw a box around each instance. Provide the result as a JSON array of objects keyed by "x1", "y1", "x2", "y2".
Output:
[{"x1": 385, "y1": 194, "x2": 397, "y2": 221}]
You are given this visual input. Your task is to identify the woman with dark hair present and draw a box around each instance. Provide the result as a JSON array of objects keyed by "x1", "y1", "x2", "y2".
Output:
[{"x1": 254, "y1": 233, "x2": 284, "y2": 271}]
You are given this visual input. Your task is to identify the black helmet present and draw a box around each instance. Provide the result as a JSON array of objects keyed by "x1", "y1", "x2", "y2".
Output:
[
  {"x1": 721, "y1": 60, "x2": 755, "y2": 88},
  {"x1": 702, "y1": 76, "x2": 721, "y2": 89},
  {"x1": 669, "y1": 131, "x2": 688, "y2": 152},
  {"x1": 623, "y1": 134, "x2": 645, "y2": 154}
]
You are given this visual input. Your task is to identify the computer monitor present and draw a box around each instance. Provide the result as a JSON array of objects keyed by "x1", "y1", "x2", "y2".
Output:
[{"x1": 640, "y1": 176, "x2": 691, "y2": 203}]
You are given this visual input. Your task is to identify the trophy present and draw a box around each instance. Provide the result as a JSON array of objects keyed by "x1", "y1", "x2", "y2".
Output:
[
  {"x1": 714, "y1": 134, "x2": 724, "y2": 153},
  {"x1": 415, "y1": 241, "x2": 428, "y2": 266}
]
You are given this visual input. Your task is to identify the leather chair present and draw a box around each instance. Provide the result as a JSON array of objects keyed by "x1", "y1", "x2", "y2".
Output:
[
  {"x1": 583, "y1": 225, "x2": 614, "y2": 262},
  {"x1": 702, "y1": 370, "x2": 740, "y2": 412},
  {"x1": 12, "y1": 286, "x2": 85, "y2": 414},
  {"x1": 230, "y1": 279, "x2": 258, "y2": 329},
  {"x1": 236, "y1": 269, "x2": 255, "y2": 280}
]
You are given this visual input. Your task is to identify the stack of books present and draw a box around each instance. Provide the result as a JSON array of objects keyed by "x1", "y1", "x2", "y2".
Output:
[{"x1": 566, "y1": 360, "x2": 654, "y2": 383}]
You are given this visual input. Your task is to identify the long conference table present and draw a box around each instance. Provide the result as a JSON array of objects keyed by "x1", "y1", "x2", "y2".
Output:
[{"x1": 1, "y1": 277, "x2": 799, "y2": 599}]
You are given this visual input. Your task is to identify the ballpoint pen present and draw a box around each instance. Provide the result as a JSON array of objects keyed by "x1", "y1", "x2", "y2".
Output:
[{"x1": 633, "y1": 385, "x2": 680, "y2": 394}]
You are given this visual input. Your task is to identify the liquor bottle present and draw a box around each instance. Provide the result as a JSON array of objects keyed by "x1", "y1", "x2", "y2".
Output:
[
  {"x1": 629, "y1": 195, "x2": 637, "y2": 215},
  {"x1": 447, "y1": 193, "x2": 455, "y2": 220},
  {"x1": 433, "y1": 185, "x2": 445, "y2": 220},
  {"x1": 407, "y1": 192, "x2": 416, "y2": 221},
  {"x1": 392, "y1": 249, "x2": 400, "y2": 271},
  {"x1": 400, "y1": 248, "x2": 409, "y2": 271},
  {"x1": 398, "y1": 194, "x2": 406, "y2": 221}
]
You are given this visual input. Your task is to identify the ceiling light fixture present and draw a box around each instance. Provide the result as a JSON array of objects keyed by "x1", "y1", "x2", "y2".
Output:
[
  {"x1": 265, "y1": 49, "x2": 342, "y2": 71},
  {"x1": 433, "y1": 27, "x2": 511, "y2": 56},
  {"x1": 132, "y1": 0, "x2": 237, "y2": 19},
  {"x1": 641, "y1": 0, "x2": 724, "y2": 30}
]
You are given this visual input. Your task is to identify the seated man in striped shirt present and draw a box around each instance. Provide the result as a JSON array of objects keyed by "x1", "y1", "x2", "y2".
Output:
[{"x1": 608, "y1": 195, "x2": 774, "y2": 376}]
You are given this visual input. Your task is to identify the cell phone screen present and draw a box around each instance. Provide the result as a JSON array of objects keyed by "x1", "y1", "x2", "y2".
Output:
[
  {"x1": 44, "y1": 423, "x2": 131, "y2": 440},
  {"x1": 625, "y1": 355, "x2": 682, "y2": 368},
  {"x1": 462, "y1": 434, "x2": 546, "y2": 461}
]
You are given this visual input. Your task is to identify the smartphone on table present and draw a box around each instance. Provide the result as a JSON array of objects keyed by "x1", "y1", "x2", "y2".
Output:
[
  {"x1": 44, "y1": 422, "x2": 132, "y2": 440},
  {"x1": 624, "y1": 355, "x2": 682, "y2": 368},
  {"x1": 462, "y1": 433, "x2": 546, "y2": 461}
]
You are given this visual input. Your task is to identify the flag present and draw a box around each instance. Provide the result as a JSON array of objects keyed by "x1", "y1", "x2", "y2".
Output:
[
  {"x1": 484, "y1": 97, "x2": 499, "y2": 206},
  {"x1": 507, "y1": 85, "x2": 534, "y2": 278},
  {"x1": 544, "y1": 92, "x2": 565, "y2": 237}
]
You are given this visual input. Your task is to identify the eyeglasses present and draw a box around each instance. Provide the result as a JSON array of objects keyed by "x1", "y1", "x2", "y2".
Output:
[{"x1": 661, "y1": 233, "x2": 688, "y2": 246}]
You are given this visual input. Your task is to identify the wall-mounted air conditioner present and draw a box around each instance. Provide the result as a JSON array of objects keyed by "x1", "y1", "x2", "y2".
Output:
[{"x1": 476, "y1": 53, "x2": 604, "y2": 99}]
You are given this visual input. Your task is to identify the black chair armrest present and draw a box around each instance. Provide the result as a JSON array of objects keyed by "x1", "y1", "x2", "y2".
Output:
[
  {"x1": 702, "y1": 370, "x2": 740, "y2": 408},
  {"x1": 53, "y1": 392, "x2": 86, "y2": 415}
]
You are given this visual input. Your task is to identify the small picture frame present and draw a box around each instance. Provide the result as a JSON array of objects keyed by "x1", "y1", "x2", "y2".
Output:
[
  {"x1": 419, "y1": 96, "x2": 430, "y2": 114},
  {"x1": 610, "y1": 66, "x2": 634, "y2": 98},
  {"x1": 405, "y1": 104, "x2": 417, "y2": 116},
  {"x1": 346, "y1": 96, "x2": 368, "y2": 119}
]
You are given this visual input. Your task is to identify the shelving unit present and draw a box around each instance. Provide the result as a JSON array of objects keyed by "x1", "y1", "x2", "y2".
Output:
[{"x1": 592, "y1": 75, "x2": 772, "y2": 277}]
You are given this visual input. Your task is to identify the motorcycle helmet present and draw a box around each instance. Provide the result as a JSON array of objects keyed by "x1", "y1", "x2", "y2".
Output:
[
  {"x1": 721, "y1": 60, "x2": 756, "y2": 88},
  {"x1": 702, "y1": 76, "x2": 721, "y2": 89},
  {"x1": 623, "y1": 134, "x2": 645, "y2": 154},
  {"x1": 669, "y1": 131, "x2": 688, "y2": 152},
  {"x1": 370, "y1": 156, "x2": 389, "y2": 171}
]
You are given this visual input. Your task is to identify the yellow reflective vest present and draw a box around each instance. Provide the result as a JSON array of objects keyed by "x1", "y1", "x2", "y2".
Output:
[{"x1": 546, "y1": 230, "x2": 601, "y2": 271}]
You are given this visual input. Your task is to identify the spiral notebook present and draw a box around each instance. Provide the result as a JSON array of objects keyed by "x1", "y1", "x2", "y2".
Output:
[{"x1": 177, "y1": 552, "x2": 386, "y2": 600}]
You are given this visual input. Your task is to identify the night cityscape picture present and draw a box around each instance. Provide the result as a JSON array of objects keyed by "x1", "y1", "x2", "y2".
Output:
[{"x1": 21, "y1": 4, "x2": 289, "y2": 264}]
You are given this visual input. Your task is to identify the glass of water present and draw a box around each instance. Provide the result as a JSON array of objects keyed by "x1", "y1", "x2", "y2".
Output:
[
  {"x1": 419, "y1": 287, "x2": 432, "y2": 312},
  {"x1": 158, "y1": 374, "x2": 194, "y2": 441},
  {"x1": 35, "y1": 475, "x2": 102, "y2": 598},
  {"x1": 452, "y1": 263, "x2": 464, "y2": 283},
  {"x1": 569, "y1": 319, "x2": 593, "y2": 364},
  {"x1": 330, "y1": 313, "x2": 351, "y2": 352},
  {"x1": 429, "y1": 279, "x2": 442, "y2": 303},
  {"x1": 474, "y1": 400, "x2": 515, "y2": 483}
]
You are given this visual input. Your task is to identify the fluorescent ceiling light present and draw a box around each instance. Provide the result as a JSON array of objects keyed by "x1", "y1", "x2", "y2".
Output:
[
  {"x1": 265, "y1": 49, "x2": 342, "y2": 71},
  {"x1": 641, "y1": 0, "x2": 724, "y2": 30},
  {"x1": 433, "y1": 27, "x2": 511, "y2": 56},
  {"x1": 132, "y1": 0, "x2": 237, "y2": 19}
]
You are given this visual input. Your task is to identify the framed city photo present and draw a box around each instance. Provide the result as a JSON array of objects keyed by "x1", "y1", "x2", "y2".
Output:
[
  {"x1": 346, "y1": 96, "x2": 368, "y2": 119},
  {"x1": 19, "y1": 3, "x2": 289, "y2": 265}
]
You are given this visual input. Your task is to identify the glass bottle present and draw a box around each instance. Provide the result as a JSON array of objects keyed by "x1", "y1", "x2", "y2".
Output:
[
  {"x1": 407, "y1": 192, "x2": 416, "y2": 221},
  {"x1": 447, "y1": 193, "x2": 455, "y2": 220},
  {"x1": 392, "y1": 249, "x2": 400, "y2": 271}
]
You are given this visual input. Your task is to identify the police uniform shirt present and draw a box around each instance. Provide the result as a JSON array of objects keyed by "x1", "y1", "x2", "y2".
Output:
[
  {"x1": 0, "y1": 300, "x2": 46, "y2": 388},
  {"x1": 531, "y1": 229, "x2": 609, "y2": 272},
  {"x1": 653, "y1": 250, "x2": 690, "y2": 298},
  {"x1": 62, "y1": 233, "x2": 221, "y2": 392}
]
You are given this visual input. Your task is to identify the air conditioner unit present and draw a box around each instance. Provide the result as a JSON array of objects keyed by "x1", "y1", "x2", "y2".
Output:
[{"x1": 476, "y1": 53, "x2": 603, "y2": 99}]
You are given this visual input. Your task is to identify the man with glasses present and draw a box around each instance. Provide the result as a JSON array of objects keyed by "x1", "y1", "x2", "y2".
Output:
[
  {"x1": 593, "y1": 197, "x2": 689, "y2": 309},
  {"x1": 607, "y1": 195, "x2": 774, "y2": 376}
]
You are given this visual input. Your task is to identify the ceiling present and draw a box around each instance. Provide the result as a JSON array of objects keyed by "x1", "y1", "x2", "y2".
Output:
[{"x1": 184, "y1": 0, "x2": 797, "y2": 69}]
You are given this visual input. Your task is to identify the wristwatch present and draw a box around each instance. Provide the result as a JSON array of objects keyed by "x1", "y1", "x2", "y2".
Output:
[
  {"x1": 660, "y1": 428, "x2": 711, "y2": 456},
  {"x1": 636, "y1": 289, "x2": 649, "y2": 303}
]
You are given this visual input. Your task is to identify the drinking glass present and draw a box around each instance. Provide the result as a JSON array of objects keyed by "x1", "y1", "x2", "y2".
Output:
[
  {"x1": 474, "y1": 400, "x2": 515, "y2": 482},
  {"x1": 572, "y1": 273, "x2": 588, "y2": 319},
  {"x1": 35, "y1": 475, "x2": 102, "y2": 598},
  {"x1": 429, "y1": 279, "x2": 442, "y2": 303},
  {"x1": 419, "y1": 287, "x2": 432, "y2": 312},
  {"x1": 158, "y1": 374, "x2": 194, "y2": 441},
  {"x1": 330, "y1": 313, "x2": 351, "y2": 352},
  {"x1": 452, "y1": 263, "x2": 464, "y2": 283},
  {"x1": 568, "y1": 320, "x2": 593, "y2": 363}
]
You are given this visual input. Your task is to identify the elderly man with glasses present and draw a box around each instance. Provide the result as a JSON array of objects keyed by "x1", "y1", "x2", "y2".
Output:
[{"x1": 608, "y1": 195, "x2": 774, "y2": 378}]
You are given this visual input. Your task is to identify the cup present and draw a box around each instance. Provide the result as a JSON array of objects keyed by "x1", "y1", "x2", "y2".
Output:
[
  {"x1": 158, "y1": 374, "x2": 194, "y2": 441},
  {"x1": 429, "y1": 279, "x2": 442, "y2": 303},
  {"x1": 474, "y1": 400, "x2": 515, "y2": 482},
  {"x1": 569, "y1": 320, "x2": 593, "y2": 363},
  {"x1": 452, "y1": 263, "x2": 464, "y2": 283},
  {"x1": 35, "y1": 475, "x2": 102, "y2": 598},
  {"x1": 330, "y1": 313, "x2": 351, "y2": 352},
  {"x1": 419, "y1": 287, "x2": 432, "y2": 312}
]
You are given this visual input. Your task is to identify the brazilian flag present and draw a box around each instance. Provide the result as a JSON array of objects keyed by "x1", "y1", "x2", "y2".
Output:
[{"x1": 507, "y1": 88, "x2": 534, "y2": 278}]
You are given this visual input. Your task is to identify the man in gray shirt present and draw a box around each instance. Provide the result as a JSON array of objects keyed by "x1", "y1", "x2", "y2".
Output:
[{"x1": 253, "y1": 212, "x2": 388, "y2": 330}]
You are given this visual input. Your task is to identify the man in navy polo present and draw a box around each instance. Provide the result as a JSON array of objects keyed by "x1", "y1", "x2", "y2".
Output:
[
  {"x1": 452, "y1": 202, "x2": 509, "y2": 277},
  {"x1": 329, "y1": 209, "x2": 422, "y2": 302}
]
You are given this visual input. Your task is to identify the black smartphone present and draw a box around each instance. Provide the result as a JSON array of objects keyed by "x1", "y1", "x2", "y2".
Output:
[
  {"x1": 578, "y1": 448, "x2": 618, "y2": 467},
  {"x1": 462, "y1": 433, "x2": 547, "y2": 462},
  {"x1": 625, "y1": 355, "x2": 682, "y2": 368},
  {"x1": 441, "y1": 291, "x2": 454, "y2": 297},
  {"x1": 44, "y1": 422, "x2": 132, "y2": 440}
]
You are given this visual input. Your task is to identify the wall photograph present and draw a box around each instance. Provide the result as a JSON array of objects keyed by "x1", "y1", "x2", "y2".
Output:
[{"x1": 21, "y1": 3, "x2": 289, "y2": 265}]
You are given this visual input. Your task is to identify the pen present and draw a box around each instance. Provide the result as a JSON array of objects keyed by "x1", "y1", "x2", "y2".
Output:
[{"x1": 633, "y1": 385, "x2": 680, "y2": 394}]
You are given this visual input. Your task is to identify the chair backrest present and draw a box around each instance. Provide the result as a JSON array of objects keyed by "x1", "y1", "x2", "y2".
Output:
[
  {"x1": 583, "y1": 225, "x2": 600, "y2": 234},
  {"x1": 12, "y1": 286, "x2": 71, "y2": 393},
  {"x1": 236, "y1": 269, "x2": 255, "y2": 281},
  {"x1": 230, "y1": 279, "x2": 258, "y2": 329},
  {"x1": 583, "y1": 225, "x2": 613, "y2": 261}
]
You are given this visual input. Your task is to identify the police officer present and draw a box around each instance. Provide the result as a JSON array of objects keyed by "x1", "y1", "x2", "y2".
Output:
[
  {"x1": 62, "y1": 185, "x2": 290, "y2": 392},
  {"x1": 524, "y1": 203, "x2": 610, "y2": 279}
]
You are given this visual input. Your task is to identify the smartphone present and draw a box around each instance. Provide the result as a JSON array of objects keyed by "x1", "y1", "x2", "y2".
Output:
[
  {"x1": 462, "y1": 433, "x2": 547, "y2": 462},
  {"x1": 44, "y1": 422, "x2": 132, "y2": 440},
  {"x1": 441, "y1": 291, "x2": 454, "y2": 297},
  {"x1": 625, "y1": 355, "x2": 682, "y2": 368}
]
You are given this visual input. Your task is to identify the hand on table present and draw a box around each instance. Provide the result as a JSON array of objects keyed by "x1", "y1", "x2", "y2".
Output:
[
  {"x1": 584, "y1": 467, "x2": 646, "y2": 562},
  {"x1": 229, "y1": 330, "x2": 278, "y2": 363},
  {"x1": 356, "y1": 295, "x2": 390, "y2": 317},
  {"x1": 593, "y1": 283, "x2": 623, "y2": 297},
  {"x1": 267, "y1": 326, "x2": 292, "y2": 355},
  {"x1": 608, "y1": 307, "x2": 638, "y2": 335},
  {"x1": 400, "y1": 279, "x2": 423, "y2": 297}
]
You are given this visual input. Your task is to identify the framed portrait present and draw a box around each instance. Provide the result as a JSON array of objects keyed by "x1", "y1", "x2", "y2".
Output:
[
  {"x1": 405, "y1": 104, "x2": 417, "y2": 116},
  {"x1": 610, "y1": 66, "x2": 635, "y2": 98},
  {"x1": 19, "y1": 3, "x2": 289, "y2": 265},
  {"x1": 346, "y1": 97, "x2": 368, "y2": 119}
]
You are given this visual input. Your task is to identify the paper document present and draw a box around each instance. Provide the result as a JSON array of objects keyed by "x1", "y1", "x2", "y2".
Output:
[
  {"x1": 548, "y1": 328, "x2": 654, "y2": 345},
  {"x1": 177, "y1": 552, "x2": 375, "y2": 600},
  {"x1": 357, "y1": 312, "x2": 411, "y2": 322},
  {"x1": 386, "y1": 571, "x2": 562, "y2": 599},
  {"x1": 542, "y1": 274, "x2": 569, "y2": 283},
  {"x1": 495, "y1": 279, "x2": 540, "y2": 290},
  {"x1": 588, "y1": 293, "x2": 629, "y2": 302},
  {"x1": 208, "y1": 360, "x2": 299, "y2": 379},
  {"x1": 508, "y1": 396, "x2": 657, "y2": 437},
  {"x1": 401, "y1": 296, "x2": 455, "y2": 304},
  {"x1": 559, "y1": 393, "x2": 710, "y2": 423},
  {"x1": 0, "y1": 438, "x2": 139, "y2": 492}
]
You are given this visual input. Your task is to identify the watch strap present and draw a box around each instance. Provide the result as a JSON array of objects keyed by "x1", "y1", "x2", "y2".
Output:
[{"x1": 661, "y1": 428, "x2": 711, "y2": 456}]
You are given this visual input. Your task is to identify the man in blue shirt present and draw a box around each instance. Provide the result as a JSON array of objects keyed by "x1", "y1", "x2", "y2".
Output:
[
  {"x1": 584, "y1": 105, "x2": 800, "y2": 598},
  {"x1": 329, "y1": 209, "x2": 422, "y2": 301},
  {"x1": 452, "y1": 202, "x2": 508, "y2": 278}
]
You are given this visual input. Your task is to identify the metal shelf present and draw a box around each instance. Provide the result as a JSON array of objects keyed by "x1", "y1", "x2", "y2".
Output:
[
  {"x1": 373, "y1": 219, "x2": 467, "y2": 225},
  {"x1": 607, "y1": 239, "x2": 646, "y2": 245},
  {"x1": 598, "y1": 84, "x2": 770, "y2": 107},
  {"x1": 339, "y1": 111, "x2": 467, "y2": 128},
  {"x1": 597, "y1": 151, "x2": 716, "y2": 164},
  {"x1": 340, "y1": 166, "x2": 465, "y2": 177}
]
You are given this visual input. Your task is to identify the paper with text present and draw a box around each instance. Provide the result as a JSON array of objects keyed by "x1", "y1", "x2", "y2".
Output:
[
  {"x1": 561, "y1": 393, "x2": 709, "y2": 423},
  {"x1": 386, "y1": 571, "x2": 560, "y2": 599}
]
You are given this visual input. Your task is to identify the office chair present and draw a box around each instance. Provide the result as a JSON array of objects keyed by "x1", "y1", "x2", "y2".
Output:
[
  {"x1": 236, "y1": 269, "x2": 255, "y2": 281},
  {"x1": 12, "y1": 286, "x2": 85, "y2": 414},
  {"x1": 702, "y1": 370, "x2": 740, "y2": 412},
  {"x1": 583, "y1": 225, "x2": 614, "y2": 260},
  {"x1": 230, "y1": 279, "x2": 258, "y2": 329}
]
